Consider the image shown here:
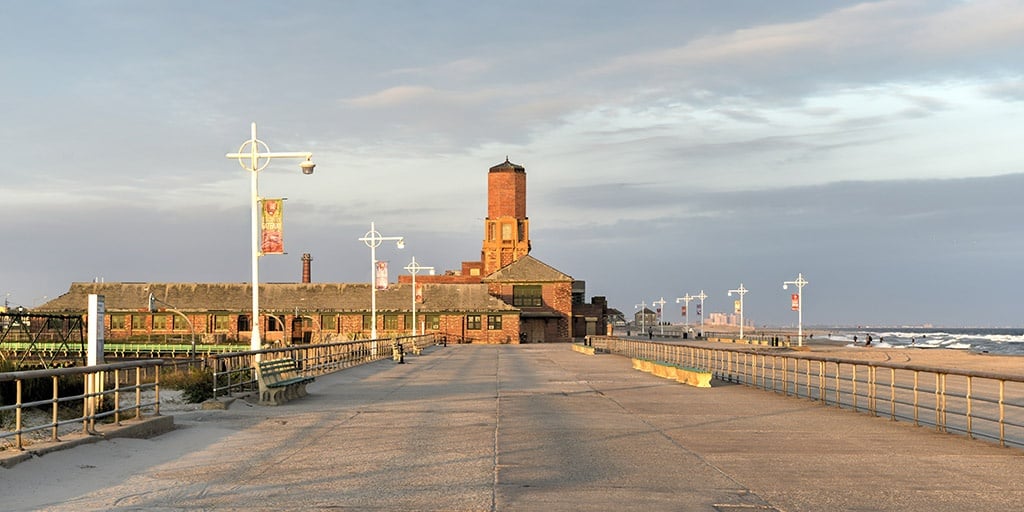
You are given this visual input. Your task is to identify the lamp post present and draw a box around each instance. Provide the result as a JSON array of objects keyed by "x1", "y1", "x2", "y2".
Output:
[
  {"x1": 783, "y1": 273, "x2": 809, "y2": 347},
  {"x1": 675, "y1": 293, "x2": 694, "y2": 329},
  {"x1": 226, "y1": 122, "x2": 315, "y2": 352},
  {"x1": 634, "y1": 300, "x2": 647, "y2": 334},
  {"x1": 404, "y1": 257, "x2": 435, "y2": 336},
  {"x1": 652, "y1": 297, "x2": 666, "y2": 335},
  {"x1": 694, "y1": 290, "x2": 707, "y2": 336},
  {"x1": 727, "y1": 283, "x2": 749, "y2": 339},
  {"x1": 359, "y1": 222, "x2": 405, "y2": 344}
]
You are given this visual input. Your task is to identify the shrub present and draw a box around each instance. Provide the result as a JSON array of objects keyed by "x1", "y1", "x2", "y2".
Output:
[{"x1": 163, "y1": 367, "x2": 215, "y2": 403}]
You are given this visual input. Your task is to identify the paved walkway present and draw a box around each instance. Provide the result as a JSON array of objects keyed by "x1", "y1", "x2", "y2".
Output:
[{"x1": 3, "y1": 344, "x2": 1024, "y2": 511}]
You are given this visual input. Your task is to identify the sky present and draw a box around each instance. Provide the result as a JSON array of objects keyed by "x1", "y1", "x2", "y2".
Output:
[{"x1": 1, "y1": 1, "x2": 1023, "y2": 328}]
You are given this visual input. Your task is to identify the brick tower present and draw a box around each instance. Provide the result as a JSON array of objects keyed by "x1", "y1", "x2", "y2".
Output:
[{"x1": 481, "y1": 157, "x2": 531, "y2": 275}]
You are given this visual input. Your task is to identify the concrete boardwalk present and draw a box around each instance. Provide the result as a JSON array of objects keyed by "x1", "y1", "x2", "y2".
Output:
[{"x1": 4, "y1": 344, "x2": 1024, "y2": 511}]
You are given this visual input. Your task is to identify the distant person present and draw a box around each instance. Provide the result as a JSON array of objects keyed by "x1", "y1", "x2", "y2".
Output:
[
  {"x1": 865, "y1": 334, "x2": 873, "y2": 346},
  {"x1": 911, "y1": 337, "x2": 916, "y2": 345},
  {"x1": 647, "y1": 326, "x2": 653, "y2": 339},
  {"x1": 854, "y1": 335, "x2": 858, "y2": 344}
]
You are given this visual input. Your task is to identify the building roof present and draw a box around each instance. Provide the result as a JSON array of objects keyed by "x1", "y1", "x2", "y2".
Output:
[
  {"x1": 36, "y1": 282, "x2": 519, "y2": 315},
  {"x1": 481, "y1": 255, "x2": 573, "y2": 283},
  {"x1": 489, "y1": 157, "x2": 525, "y2": 173}
]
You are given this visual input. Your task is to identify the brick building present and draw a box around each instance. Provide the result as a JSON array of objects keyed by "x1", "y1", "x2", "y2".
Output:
[{"x1": 38, "y1": 158, "x2": 608, "y2": 344}]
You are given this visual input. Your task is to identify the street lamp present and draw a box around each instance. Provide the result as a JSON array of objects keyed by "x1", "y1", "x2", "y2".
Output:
[
  {"x1": 783, "y1": 273, "x2": 809, "y2": 347},
  {"x1": 727, "y1": 283, "x2": 749, "y2": 339},
  {"x1": 404, "y1": 257, "x2": 434, "y2": 336},
  {"x1": 694, "y1": 290, "x2": 708, "y2": 336},
  {"x1": 675, "y1": 293, "x2": 694, "y2": 329},
  {"x1": 226, "y1": 122, "x2": 314, "y2": 352},
  {"x1": 359, "y1": 222, "x2": 405, "y2": 345},
  {"x1": 652, "y1": 297, "x2": 666, "y2": 335},
  {"x1": 634, "y1": 300, "x2": 647, "y2": 334}
]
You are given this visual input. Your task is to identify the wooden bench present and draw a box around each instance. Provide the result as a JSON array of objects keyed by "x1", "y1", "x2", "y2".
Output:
[{"x1": 256, "y1": 358, "x2": 315, "y2": 405}]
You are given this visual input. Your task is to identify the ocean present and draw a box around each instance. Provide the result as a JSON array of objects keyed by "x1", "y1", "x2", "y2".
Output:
[{"x1": 827, "y1": 327, "x2": 1024, "y2": 355}]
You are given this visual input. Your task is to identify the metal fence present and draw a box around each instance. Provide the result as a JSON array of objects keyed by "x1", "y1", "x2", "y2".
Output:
[
  {"x1": 0, "y1": 359, "x2": 164, "y2": 451},
  {"x1": 208, "y1": 334, "x2": 442, "y2": 398},
  {"x1": 588, "y1": 336, "x2": 1024, "y2": 449}
]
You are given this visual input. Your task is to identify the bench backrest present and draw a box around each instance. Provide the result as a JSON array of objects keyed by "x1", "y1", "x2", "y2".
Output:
[{"x1": 258, "y1": 358, "x2": 301, "y2": 385}]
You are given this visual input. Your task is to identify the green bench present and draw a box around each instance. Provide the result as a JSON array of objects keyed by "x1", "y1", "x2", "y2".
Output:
[{"x1": 256, "y1": 357, "x2": 315, "y2": 405}]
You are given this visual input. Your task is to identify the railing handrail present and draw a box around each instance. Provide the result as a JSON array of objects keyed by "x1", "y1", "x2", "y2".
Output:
[
  {"x1": 588, "y1": 335, "x2": 1024, "y2": 383},
  {"x1": 0, "y1": 359, "x2": 164, "y2": 382}
]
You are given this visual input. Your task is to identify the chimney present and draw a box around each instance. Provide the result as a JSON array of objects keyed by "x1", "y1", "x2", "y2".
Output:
[{"x1": 301, "y1": 253, "x2": 312, "y2": 283}]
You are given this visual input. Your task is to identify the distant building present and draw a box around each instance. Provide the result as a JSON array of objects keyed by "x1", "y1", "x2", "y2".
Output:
[
  {"x1": 633, "y1": 307, "x2": 657, "y2": 328},
  {"x1": 38, "y1": 158, "x2": 609, "y2": 344}
]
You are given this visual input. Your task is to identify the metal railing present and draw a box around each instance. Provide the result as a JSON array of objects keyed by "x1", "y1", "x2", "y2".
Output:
[
  {"x1": 209, "y1": 334, "x2": 441, "y2": 398},
  {"x1": 1, "y1": 359, "x2": 164, "y2": 451},
  {"x1": 589, "y1": 336, "x2": 1024, "y2": 448}
]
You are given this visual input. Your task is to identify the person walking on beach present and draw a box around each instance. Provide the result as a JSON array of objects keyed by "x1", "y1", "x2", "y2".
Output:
[{"x1": 865, "y1": 334, "x2": 873, "y2": 346}]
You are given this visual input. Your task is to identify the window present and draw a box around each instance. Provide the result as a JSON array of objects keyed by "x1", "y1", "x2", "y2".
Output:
[
  {"x1": 487, "y1": 315, "x2": 502, "y2": 330},
  {"x1": 238, "y1": 315, "x2": 250, "y2": 332},
  {"x1": 213, "y1": 314, "x2": 230, "y2": 332},
  {"x1": 488, "y1": 222, "x2": 495, "y2": 241},
  {"x1": 512, "y1": 285, "x2": 542, "y2": 307},
  {"x1": 467, "y1": 315, "x2": 481, "y2": 330},
  {"x1": 153, "y1": 315, "x2": 169, "y2": 330},
  {"x1": 267, "y1": 316, "x2": 283, "y2": 332},
  {"x1": 384, "y1": 314, "x2": 398, "y2": 330},
  {"x1": 425, "y1": 315, "x2": 440, "y2": 330},
  {"x1": 110, "y1": 314, "x2": 127, "y2": 330},
  {"x1": 322, "y1": 314, "x2": 337, "y2": 331},
  {"x1": 132, "y1": 315, "x2": 146, "y2": 330},
  {"x1": 362, "y1": 314, "x2": 373, "y2": 331},
  {"x1": 502, "y1": 223, "x2": 512, "y2": 240},
  {"x1": 172, "y1": 315, "x2": 190, "y2": 331}
]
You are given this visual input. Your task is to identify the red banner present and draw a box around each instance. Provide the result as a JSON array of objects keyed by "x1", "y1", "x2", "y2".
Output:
[
  {"x1": 260, "y1": 199, "x2": 284, "y2": 254},
  {"x1": 415, "y1": 282, "x2": 424, "y2": 303},
  {"x1": 680, "y1": 306, "x2": 687, "y2": 316},
  {"x1": 791, "y1": 293, "x2": 800, "y2": 311},
  {"x1": 375, "y1": 261, "x2": 388, "y2": 290}
]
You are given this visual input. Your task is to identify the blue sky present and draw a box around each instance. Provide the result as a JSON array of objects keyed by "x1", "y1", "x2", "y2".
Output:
[{"x1": 2, "y1": 1, "x2": 1023, "y2": 327}]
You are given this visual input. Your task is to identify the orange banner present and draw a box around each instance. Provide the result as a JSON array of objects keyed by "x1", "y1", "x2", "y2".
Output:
[
  {"x1": 261, "y1": 198, "x2": 284, "y2": 255},
  {"x1": 791, "y1": 293, "x2": 800, "y2": 311}
]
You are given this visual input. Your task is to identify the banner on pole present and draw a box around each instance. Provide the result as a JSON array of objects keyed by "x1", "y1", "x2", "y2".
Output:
[
  {"x1": 791, "y1": 293, "x2": 800, "y2": 311},
  {"x1": 734, "y1": 300, "x2": 742, "y2": 314},
  {"x1": 260, "y1": 198, "x2": 284, "y2": 255},
  {"x1": 375, "y1": 261, "x2": 389, "y2": 290},
  {"x1": 415, "y1": 282, "x2": 424, "y2": 303},
  {"x1": 696, "y1": 304, "x2": 702, "y2": 316},
  {"x1": 680, "y1": 306, "x2": 687, "y2": 316}
]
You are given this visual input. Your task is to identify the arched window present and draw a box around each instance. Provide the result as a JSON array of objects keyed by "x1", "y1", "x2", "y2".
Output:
[{"x1": 237, "y1": 315, "x2": 251, "y2": 333}]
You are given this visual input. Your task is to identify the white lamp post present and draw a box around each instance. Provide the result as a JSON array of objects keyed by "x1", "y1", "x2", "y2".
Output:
[
  {"x1": 783, "y1": 273, "x2": 809, "y2": 347},
  {"x1": 226, "y1": 122, "x2": 315, "y2": 352},
  {"x1": 675, "y1": 293, "x2": 694, "y2": 329},
  {"x1": 634, "y1": 300, "x2": 647, "y2": 334},
  {"x1": 359, "y1": 222, "x2": 404, "y2": 344},
  {"x1": 694, "y1": 290, "x2": 707, "y2": 336},
  {"x1": 727, "y1": 283, "x2": 749, "y2": 339},
  {"x1": 652, "y1": 297, "x2": 666, "y2": 335},
  {"x1": 404, "y1": 257, "x2": 434, "y2": 336}
]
